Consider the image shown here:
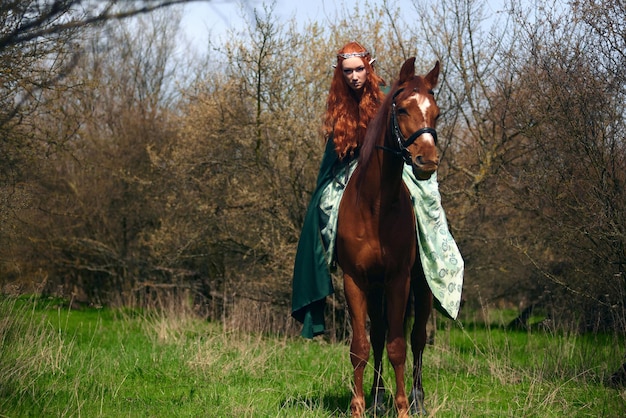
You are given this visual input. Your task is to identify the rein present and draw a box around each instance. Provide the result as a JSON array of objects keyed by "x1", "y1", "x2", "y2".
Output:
[{"x1": 376, "y1": 88, "x2": 438, "y2": 165}]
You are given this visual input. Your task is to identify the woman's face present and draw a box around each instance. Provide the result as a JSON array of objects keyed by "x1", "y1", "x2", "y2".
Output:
[{"x1": 341, "y1": 57, "x2": 367, "y2": 92}]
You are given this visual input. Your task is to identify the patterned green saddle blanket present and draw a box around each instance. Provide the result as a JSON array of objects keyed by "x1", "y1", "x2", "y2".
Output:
[{"x1": 318, "y1": 160, "x2": 464, "y2": 319}]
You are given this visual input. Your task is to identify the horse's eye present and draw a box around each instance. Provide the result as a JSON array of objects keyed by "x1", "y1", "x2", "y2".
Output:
[{"x1": 397, "y1": 108, "x2": 409, "y2": 116}]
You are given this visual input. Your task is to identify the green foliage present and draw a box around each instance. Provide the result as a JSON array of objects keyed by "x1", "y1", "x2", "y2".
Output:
[{"x1": 1, "y1": 295, "x2": 624, "y2": 417}]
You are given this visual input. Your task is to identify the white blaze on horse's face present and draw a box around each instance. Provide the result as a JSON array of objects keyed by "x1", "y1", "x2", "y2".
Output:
[
  {"x1": 410, "y1": 92, "x2": 436, "y2": 146},
  {"x1": 398, "y1": 87, "x2": 439, "y2": 180}
]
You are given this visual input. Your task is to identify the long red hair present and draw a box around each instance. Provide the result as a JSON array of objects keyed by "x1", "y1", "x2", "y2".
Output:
[{"x1": 323, "y1": 42, "x2": 385, "y2": 160}]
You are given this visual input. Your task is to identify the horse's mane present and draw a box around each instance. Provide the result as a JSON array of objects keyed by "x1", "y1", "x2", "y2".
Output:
[{"x1": 354, "y1": 79, "x2": 401, "y2": 188}]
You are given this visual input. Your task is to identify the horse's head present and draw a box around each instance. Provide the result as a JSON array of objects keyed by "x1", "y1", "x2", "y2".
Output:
[{"x1": 390, "y1": 58, "x2": 440, "y2": 180}]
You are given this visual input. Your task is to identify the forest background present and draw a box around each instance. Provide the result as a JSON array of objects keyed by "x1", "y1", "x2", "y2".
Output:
[{"x1": 1, "y1": 0, "x2": 625, "y2": 338}]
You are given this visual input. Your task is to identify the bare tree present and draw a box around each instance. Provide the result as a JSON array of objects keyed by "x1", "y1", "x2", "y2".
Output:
[
  {"x1": 163, "y1": 5, "x2": 326, "y2": 310},
  {"x1": 0, "y1": 0, "x2": 197, "y2": 131},
  {"x1": 0, "y1": 0, "x2": 203, "y2": 291},
  {"x1": 407, "y1": 0, "x2": 625, "y2": 331},
  {"x1": 3, "y1": 10, "x2": 186, "y2": 302}
]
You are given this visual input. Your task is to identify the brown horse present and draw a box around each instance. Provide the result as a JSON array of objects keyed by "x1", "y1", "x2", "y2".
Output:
[{"x1": 336, "y1": 58, "x2": 440, "y2": 417}]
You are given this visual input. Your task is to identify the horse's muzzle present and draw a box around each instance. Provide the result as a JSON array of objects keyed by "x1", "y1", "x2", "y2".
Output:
[{"x1": 412, "y1": 155, "x2": 439, "y2": 180}]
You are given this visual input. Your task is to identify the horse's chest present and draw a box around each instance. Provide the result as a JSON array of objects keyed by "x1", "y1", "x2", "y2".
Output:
[{"x1": 337, "y1": 185, "x2": 416, "y2": 273}]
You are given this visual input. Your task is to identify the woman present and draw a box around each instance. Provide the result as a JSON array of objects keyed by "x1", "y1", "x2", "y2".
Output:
[
  {"x1": 291, "y1": 42, "x2": 463, "y2": 338},
  {"x1": 291, "y1": 42, "x2": 384, "y2": 338}
]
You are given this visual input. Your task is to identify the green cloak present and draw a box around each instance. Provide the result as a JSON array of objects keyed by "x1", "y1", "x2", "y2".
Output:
[{"x1": 290, "y1": 139, "x2": 343, "y2": 338}]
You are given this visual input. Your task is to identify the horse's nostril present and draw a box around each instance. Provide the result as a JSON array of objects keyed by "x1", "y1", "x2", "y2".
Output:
[{"x1": 414, "y1": 155, "x2": 439, "y2": 167}]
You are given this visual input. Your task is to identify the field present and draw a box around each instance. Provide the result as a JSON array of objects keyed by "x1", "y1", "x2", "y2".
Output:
[{"x1": 1, "y1": 295, "x2": 625, "y2": 417}]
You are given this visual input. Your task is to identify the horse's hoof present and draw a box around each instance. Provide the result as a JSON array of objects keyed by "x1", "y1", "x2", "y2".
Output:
[
  {"x1": 409, "y1": 403, "x2": 428, "y2": 416},
  {"x1": 409, "y1": 388, "x2": 427, "y2": 415},
  {"x1": 366, "y1": 388, "x2": 386, "y2": 416},
  {"x1": 366, "y1": 404, "x2": 386, "y2": 417},
  {"x1": 350, "y1": 397, "x2": 366, "y2": 417},
  {"x1": 366, "y1": 401, "x2": 386, "y2": 417}
]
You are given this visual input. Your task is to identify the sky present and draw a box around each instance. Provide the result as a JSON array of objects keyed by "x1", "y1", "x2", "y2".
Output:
[
  {"x1": 179, "y1": 0, "x2": 414, "y2": 52},
  {"x1": 180, "y1": 0, "x2": 509, "y2": 54},
  {"x1": 181, "y1": 0, "x2": 327, "y2": 47}
]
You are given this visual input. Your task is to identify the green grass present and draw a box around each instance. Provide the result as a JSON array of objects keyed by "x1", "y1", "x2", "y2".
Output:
[{"x1": 0, "y1": 295, "x2": 624, "y2": 417}]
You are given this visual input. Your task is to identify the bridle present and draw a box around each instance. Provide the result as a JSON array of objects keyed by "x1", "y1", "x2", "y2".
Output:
[{"x1": 377, "y1": 88, "x2": 438, "y2": 165}]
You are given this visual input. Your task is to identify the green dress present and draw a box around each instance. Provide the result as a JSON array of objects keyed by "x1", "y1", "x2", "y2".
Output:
[
  {"x1": 290, "y1": 139, "x2": 343, "y2": 338},
  {"x1": 291, "y1": 138, "x2": 464, "y2": 338}
]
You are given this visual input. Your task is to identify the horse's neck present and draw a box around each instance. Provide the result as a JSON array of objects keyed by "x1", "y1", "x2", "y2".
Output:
[
  {"x1": 380, "y1": 152, "x2": 406, "y2": 208},
  {"x1": 361, "y1": 139, "x2": 406, "y2": 211}
]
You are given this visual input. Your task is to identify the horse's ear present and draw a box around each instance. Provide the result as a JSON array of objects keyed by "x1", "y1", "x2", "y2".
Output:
[
  {"x1": 425, "y1": 61, "x2": 440, "y2": 89},
  {"x1": 398, "y1": 57, "x2": 416, "y2": 84}
]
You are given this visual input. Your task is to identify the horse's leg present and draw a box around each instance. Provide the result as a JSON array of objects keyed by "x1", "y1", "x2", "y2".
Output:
[
  {"x1": 344, "y1": 273, "x2": 370, "y2": 417},
  {"x1": 409, "y1": 266, "x2": 433, "y2": 415},
  {"x1": 367, "y1": 286, "x2": 386, "y2": 415},
  {"x1": 386, "y1": 274, "x2": 411, "y2": 418}
]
